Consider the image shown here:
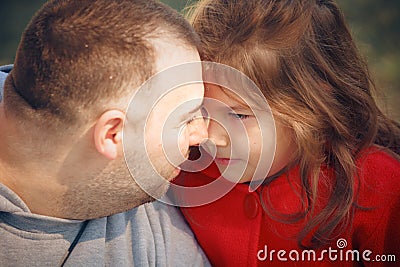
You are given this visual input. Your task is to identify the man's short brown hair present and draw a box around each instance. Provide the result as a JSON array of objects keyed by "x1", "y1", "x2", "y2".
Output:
[{"x1": 4, "y1": 0, "x2": 200, "y2": 128}]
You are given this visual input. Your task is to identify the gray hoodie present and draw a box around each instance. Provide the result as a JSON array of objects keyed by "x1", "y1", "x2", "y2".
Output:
[{"x1": 0, "y1": 67, "x2": 210, "y2": 267}]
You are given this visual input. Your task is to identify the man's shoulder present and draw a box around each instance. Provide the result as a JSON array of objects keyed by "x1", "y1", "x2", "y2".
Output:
[
  {"x1": 107, "y1": 201, "x2": 210, "y2": 266},
  {"x1": 124, "y1": 201, "x2": 194, "y2": 236}
]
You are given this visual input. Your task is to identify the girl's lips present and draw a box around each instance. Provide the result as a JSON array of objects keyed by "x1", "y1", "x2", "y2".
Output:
[{"x1": 214, "y1": 158, "x2": 240, "y2": 166}]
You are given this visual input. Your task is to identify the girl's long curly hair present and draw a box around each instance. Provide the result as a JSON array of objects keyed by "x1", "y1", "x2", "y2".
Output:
[{"x1": 188, "y1": 0, "x2": 400, "y2": 248}]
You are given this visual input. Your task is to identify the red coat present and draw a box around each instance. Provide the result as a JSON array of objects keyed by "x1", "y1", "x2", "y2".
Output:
[{"x1": 177, "y1": 147, "x2": 400, "y2": 266}]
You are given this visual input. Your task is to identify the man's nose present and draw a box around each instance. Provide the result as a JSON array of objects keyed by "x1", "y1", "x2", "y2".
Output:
[
  {"x1": 188, "y1": 116, "x2": 208, "y2": 146},
  {"x1": 207, "y1": 119, "x2": 229, "y2": 147}
]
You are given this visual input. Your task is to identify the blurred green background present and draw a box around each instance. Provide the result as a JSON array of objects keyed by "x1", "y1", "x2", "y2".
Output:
[{"x1": 0, "y1": 0, "x2": 398, "y2": 121}]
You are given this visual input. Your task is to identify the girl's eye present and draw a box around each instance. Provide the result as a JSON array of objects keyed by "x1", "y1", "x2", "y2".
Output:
[{"x1": 229, "y1": 113, "x2": 250, "y2": 120}]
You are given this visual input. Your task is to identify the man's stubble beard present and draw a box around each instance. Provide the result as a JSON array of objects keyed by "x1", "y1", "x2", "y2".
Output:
[{"x1": 58, "y1": 157, "x2": 171, "y2": 220}]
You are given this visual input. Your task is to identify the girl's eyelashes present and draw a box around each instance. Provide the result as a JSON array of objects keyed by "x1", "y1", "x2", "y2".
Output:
[{"x1": 228, "y1": 112, "x2": 251, "y2": 120}]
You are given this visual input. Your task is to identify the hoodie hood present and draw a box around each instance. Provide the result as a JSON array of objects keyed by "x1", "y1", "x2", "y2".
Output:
[
  {"x1": 0, "y1": 65, "x2": 12, "y2": 101},
  {"x1": 0, "y1": 183, "x2": 31, "y2": 213}
]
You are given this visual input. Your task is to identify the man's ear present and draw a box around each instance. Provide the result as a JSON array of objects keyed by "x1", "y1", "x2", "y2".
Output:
[{"x1": 93, "y1": 109, "x2": 125, "y2": 160}]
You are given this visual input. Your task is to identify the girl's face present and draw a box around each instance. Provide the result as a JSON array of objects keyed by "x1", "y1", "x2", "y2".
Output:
[{"x1": 203, "y1": 83, "x2": 296, "y2": 183}]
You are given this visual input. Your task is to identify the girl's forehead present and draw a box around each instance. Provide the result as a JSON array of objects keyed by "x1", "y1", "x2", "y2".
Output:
[{"x1": 205, "y1": 83, "x2": 249, "y2": 108}]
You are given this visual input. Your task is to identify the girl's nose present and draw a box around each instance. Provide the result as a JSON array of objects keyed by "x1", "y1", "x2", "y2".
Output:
[{"x1": 207, "y1": 119, "x2": 229, "y2": 147}]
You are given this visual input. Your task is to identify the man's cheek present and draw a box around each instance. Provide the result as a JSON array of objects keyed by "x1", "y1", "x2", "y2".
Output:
[{"x1": 161, "y1": 126, "x2": 187, "y2": 167}]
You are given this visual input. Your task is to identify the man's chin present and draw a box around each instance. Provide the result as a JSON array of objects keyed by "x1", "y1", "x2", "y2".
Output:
[
  {"x1": 139, "y1": 178, "x2": 171, "y2": 201},
  {"x1": 170, "y1": 167, "x2": 182, "y2": 180}
]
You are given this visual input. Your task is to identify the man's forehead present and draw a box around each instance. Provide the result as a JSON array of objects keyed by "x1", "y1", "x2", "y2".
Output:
[
  {"x1": 156, "y1": 83, "x2": 204, "y2": 109},
  {"x1": 150, "y1": 37, "x2": 201, "y2": 74}
]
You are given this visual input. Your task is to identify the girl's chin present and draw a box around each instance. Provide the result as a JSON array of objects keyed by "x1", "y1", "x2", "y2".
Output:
[{"x1": 216, "y1": 164, "x2": 252, "y2": 184}]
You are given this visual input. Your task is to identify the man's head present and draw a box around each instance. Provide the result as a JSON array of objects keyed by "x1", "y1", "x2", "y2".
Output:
[
  {"x1": 7, "y1": 0, "x2": 200, "y2": 127},
  {"x1": 0, "y1": 0, "x2": 206, "y2": 219}
]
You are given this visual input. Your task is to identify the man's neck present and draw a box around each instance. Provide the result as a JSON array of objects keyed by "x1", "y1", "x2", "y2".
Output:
[{"x1": 0, "y1": 109, "x2": 68, "y2": 217}]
